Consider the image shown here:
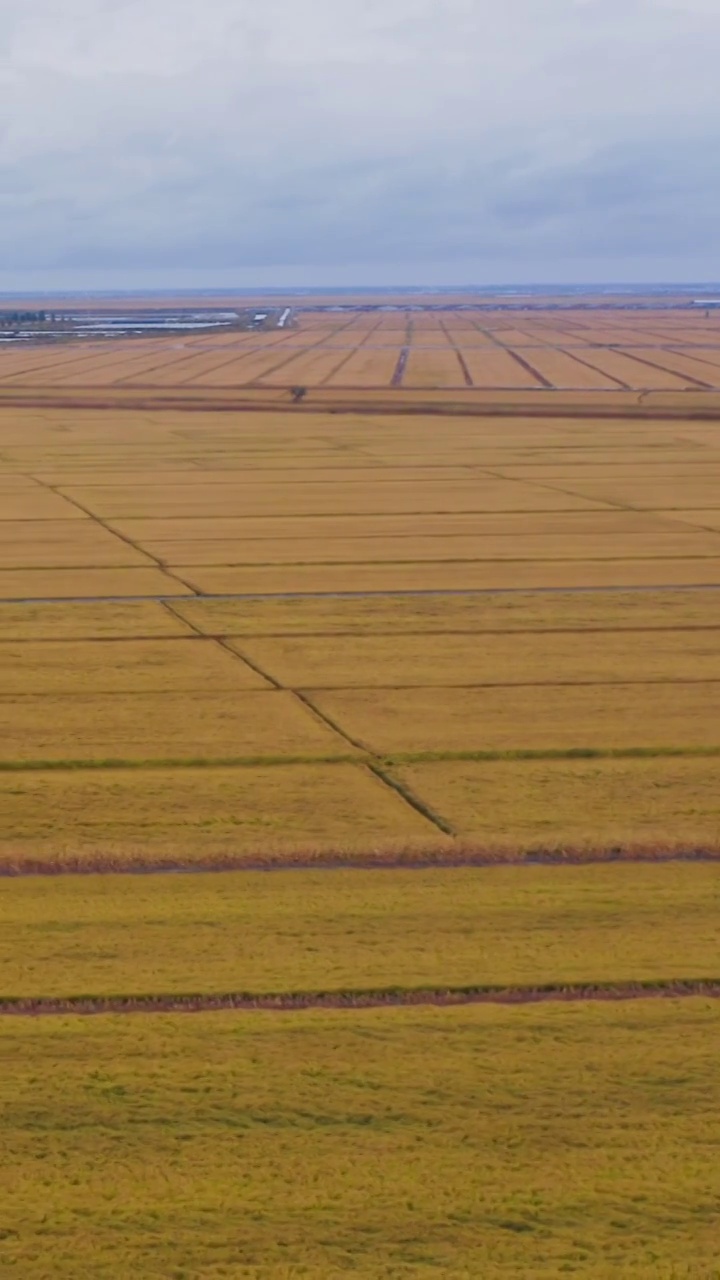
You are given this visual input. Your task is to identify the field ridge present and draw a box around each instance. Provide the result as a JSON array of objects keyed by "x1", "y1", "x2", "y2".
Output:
[{"x1": 3, "y1": 978, "x2": 720, "y2": 1016}]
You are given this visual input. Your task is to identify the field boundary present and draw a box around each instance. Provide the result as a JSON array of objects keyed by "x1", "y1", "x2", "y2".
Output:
[
  {"x1": 2, "y1": 743, "x2": 720, "y2": 771},
  {"x1": 3, "y1": 847, "x2": 720, "y2": 877},
  {"x1": 2, "y1": 582, "x2": 720, "y2": 606},
  {"x1": 2, "y1": 979, "x2": 719, "y2": 1015},
  {"x1": 3, "y1": 387, "x2": 720, "y2": 418}
]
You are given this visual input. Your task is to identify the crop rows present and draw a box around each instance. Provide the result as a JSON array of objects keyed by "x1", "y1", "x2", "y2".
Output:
[{"x1": 3, "y1": 308, "x2": 720, "y2": 389}]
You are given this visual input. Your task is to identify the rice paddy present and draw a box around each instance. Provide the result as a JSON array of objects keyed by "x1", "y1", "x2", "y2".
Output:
[
  {"x1": 2, "y1": 1003, "x2": 720, "y2": 1278},
  {"x1": 3, "y1": 310, "x2": 720, "y2": 1276},
  {"x1": 1, "y1": 402, "x2": 720, "y2": 857},
  {"x1": 2, "y1": 863, "x2": 719, "y2": 996}
]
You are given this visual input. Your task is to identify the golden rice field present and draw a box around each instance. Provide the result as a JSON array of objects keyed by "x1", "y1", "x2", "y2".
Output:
[
  {"x1": 2, "y1": 1003, "x2": 720, "y2": 1278},
  {"x1": 1, "y1": 404, "x2": 720, "y2": 861},
  {"x1": 2, "y1": 331, "x2": 720, "y2": 1278},
  {"x1": 2, "y1": 862, "x2": 719, "y2": 996}
]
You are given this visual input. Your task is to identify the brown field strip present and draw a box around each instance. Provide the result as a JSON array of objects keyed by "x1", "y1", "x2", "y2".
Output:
[
  {"x1": 544, "y1": 476, "x2": 720, "y2": 509},
  {"x1": 256, "y1": 347, "x2": 357, "y2": 386},
  {"x1": 232, "y1": 628, "x2": 720, "y2": 688},
  {"x1": 520, "y1": 349, "x2": 623, "y2": 389},
  {"x1": 55, "y1": 478, "x2": 609, "y2": 518},
  {"x1": 174, "y1": 587, "x2": 720, "y2": 635},
  {"x1": 38, "y1": 345, "x2": 202, "y2": 387},
  {"x1": 311, "y1": 682, "x2": 720, "y2": 754},
  {"x1": 323, "y1": 347, "x2": 400, "y2": 386},
  {"x1": 0, "y1": 638, "x2": 271, "y2": 693},
  {"x1": 108, "y1": 510, "x2": 689, "y2": 542},
  {"x1": 631, "y1": 347, "x2": 720, "y2": 386},
  {"x1": 457, "y1": 347, "x2": 544, "y2": 387},
  {"x1": 0, "y1": 567, "x2": 192, "y2": 600},
  {"x1": 402, "y1": 348, "x2": 466, "y2": 387},
  {"x1": 145, "y1": 531, "x2": 720, "y2": 567},
  {"x1": 175, "y1": 558, "x2": 720, "y2": 595},
  {"x1": 0, "y1": 601, "x2": 193, "y2": 639},
  {"x1": 565, "y1": 348, "x2": 691, "y2": 389},
  {"x1": 495, "y1": 460, "x2": 720, "y2": 479},
  {"x1": 110, "y1": 343, "x2": 288, "y2": 388},
  {"x1": 0, "y1": 520, "x2": 155, "y2": 568},
  {"x1": 0, "y1": 490, "x2": 87, "y2": 519}
]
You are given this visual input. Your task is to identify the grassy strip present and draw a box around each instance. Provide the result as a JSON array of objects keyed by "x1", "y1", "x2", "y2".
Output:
[
  {"x1": 0, "y1": 752, "x2": 365, "y2": 771},
  {"x1": 2, "y1": 979, "x2": 720, "y2": 1016},
  {"x1": 1, "y1": 743, "x2": 720, "y2": 771}
]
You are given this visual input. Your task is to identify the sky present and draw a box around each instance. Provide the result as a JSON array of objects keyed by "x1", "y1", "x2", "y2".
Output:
[{"x1": 1, "y1": 0, "x2": 719, "y2": 290}]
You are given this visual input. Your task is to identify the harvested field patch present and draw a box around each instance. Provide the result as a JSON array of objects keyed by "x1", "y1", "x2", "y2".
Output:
[
  {"x1": 458, "y1": 349, "x2": 545, "y2": 387},
  {"x1": 0, "y1": 690, "x2": 353, "y2": 762},
  {"x1": 0, "y1": 519, "x2": 154, "y2": 568},
  {"x1": 323, "y1": 347, "x2": 399, "y2": 386},
  {"x1": 110, "y1": 509, "x2": 686, "y2": 542},
  {"x1": 142, "y1": 531, "x2": 720, "y2": 568},
  {"x1": 495, "y1": 460, "x2": 720, "y2": 480},
  {"x1": 0, "y1": 763, "x2": 432, "y2": 866},
  {"x1": 0, "y1": 490, "x2": 87, "y2": 520},
  {"x1": 0, "y1": 567, "x2": 191, "y2": 600},
  {"x1": 235, "y1": 627, "x2": 720, "y2": 688},
  {"x1": 0, "y1": 638, "x2": 270, "y2": 693},
  {"x1": 0, "y1": 601, "x2": 193, "y2": 640},
  {"x1": 661, "y1": 509, "x2": 720, "y2": 531},
  {"x1": 402, "y1": 349, "x2": 466, "y2": 387},
  {"x1": 510, "y1": 348, "x2": 623, "y2": 390},
  {"x1": 176, "y1": 588, "x2": 720, "y2": 636},
  {"x1": 312, "y1": 682, "x2": 720, "y2": 753},
  {"x1": 2, "y1": 1003, "x2": 719, "y2": 1277},
  {"x1": 178, "y1": 557, "x2": 720, "y2": 595},
  {"x1": 56, "y1": 478, "x2": 607, "y2": 518},
  {"x1": 561, "y1": 477, "x2": 720, "y2": 509},
  {"x1": 397, "y1": 756, "x2": 720, "y2": 847}
]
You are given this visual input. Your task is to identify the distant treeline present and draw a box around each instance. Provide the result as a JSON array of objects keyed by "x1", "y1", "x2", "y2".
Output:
[{"x1": 0, "y1": 311, "x2": 54, "y2": 326}]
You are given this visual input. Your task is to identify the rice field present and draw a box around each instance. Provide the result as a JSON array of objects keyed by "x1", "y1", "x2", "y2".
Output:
[
  {"x1": 4, "y1": 306, "x2": 720, "y2": 391},
  {"x1": 2, "y1": 345, "x2": 720, "y2": 1277},
  {"x1": 2, "y1": 1003, "x2": 719, "y2": 1278},
  {"x1": 2, "y1": 863, "x2": 719, "y2": 995},
  {"x1": 2, "y1": 403, "x2": 720, "y2": 858}
]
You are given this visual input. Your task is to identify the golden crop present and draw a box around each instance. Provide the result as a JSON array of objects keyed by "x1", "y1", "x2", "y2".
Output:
[{"x1": 1, "y1": 1002, "x2": 718, "y2": 1278}]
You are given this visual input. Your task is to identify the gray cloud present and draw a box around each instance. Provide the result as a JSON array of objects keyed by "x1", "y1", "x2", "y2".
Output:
[{"x1": 1, "y1": 0, "x2": 719, "y2": 286}]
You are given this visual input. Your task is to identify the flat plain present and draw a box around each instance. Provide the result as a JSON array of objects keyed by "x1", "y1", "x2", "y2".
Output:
[
  {"x1": 1, "y1": 400, "x2": 720, "y2": 860},
  {"x1": 3, "y1": 304, "x2": 720, "y2": 1278}
]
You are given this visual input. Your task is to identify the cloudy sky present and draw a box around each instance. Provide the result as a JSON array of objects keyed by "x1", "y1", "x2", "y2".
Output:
[{"x1": 1, "y1": 0, "x2": 719, "y2": 289}]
